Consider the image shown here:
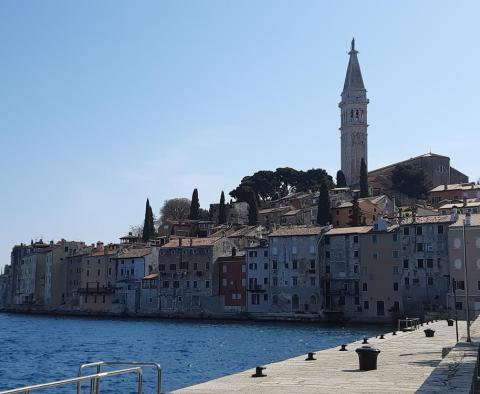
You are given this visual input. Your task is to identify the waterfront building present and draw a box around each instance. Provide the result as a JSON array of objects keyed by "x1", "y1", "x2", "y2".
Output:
[
  {"x1": 158, "y1": 236, "x2": 235, "y2": 314},
  {"x1": 245, "y1": 241, "x2": 270, "y2": 313},
  {"x1": 330, "y1": 195, "x2": 394, "y2": 228},
  {"x1": 0, "y1": 266, "x2": 11, "y2": 307},
  {"x1": 77, "y1": 244, "x2": 120, "y2": 313},
  {"x1": 430, "y1": 183, "x2": 480, "y2": 206},
  {"x1": 139, "y1": 273, "x2": 159, "y2": 312},
  {"x1": 268, "y1": 226, "x2": 323, "y2": 314},
  {"x1": 65, "y1": 248, "x2": 93, "y2": 309},
  {"x1": 438, "y1": 200, "x2": 480, "y2": 215},
  {"x1": 218, "y1": 252, "x2": 246, "y2": 312},
  {"x1": 447, "y1": 214, "x2": 480, "y2": 318},
  {"x1": 359, "y1": 221, "x2": 402, "y2": 322},
  {"x1": 398, "y1": 214, "x2": 455, "y2": 317},
  {"x1": 43, "y1": 240, "x2": 86, "y2": 309},
  {"x1": 113, "y1": 246, "x2": 158, "y2": 314},
  {"x1": 226, "y1": 225, "x2": 266, "y2": 251},
  {"x1": 321, "y1": 226, "x2": 370, "y2": 319}
]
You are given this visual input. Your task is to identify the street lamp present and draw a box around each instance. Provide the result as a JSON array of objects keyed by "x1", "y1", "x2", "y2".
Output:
[
  {"x1": 463, "y1": 212, "x2": 472, "y2": 342},
  {"x1": 444, "y1": 274, "x2": 459, "y2": 343}
]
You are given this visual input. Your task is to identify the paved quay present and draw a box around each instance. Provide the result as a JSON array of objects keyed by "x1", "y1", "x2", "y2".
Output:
[{"x1": 174, "y1": 320, "x2": 470, "y2": 393}]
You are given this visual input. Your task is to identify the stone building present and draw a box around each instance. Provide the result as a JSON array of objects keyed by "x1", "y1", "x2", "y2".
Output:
[
  {"x1": 398, "y1": 214, "x2": 455, "y2": 317},
  {"x1": 339, "y1": 38, "x2": 368, "y2": 187},
  {"x1": 321, "y1": 226, "x2": 370, "y2": 320},
  {"x1": 158, "y1": 236, "x2": 235, "y2": 314},
  {"x1": 139, "y1": 273, "x2": 159, "y2": 312},
  {"x1": 268, "y1": 226, "x2": 323, "y2": 315},
  {"x1": 429, "y1": 183, "x2": 480, "y2": 206},
  {"x1": 330, "y1": 195, "x2": 394, "y2": 228},
  {"x1": 447, "y1": 214, "x2": 480, "y2": 319},
  {"x1": 218, "y1": 253, "x2": 247, "y2": 312},
  {"x1": 245, "y1": 241, "x2": 270, "y2": 313}
]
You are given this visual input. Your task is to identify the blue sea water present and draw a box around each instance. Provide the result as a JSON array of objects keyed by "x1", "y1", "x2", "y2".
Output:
[{"x1": 0, "y1": 313, "x2": 385, "y2": 393}]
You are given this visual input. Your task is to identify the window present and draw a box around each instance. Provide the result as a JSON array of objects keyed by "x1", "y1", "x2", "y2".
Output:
[
  {"x1": 284, "y1": 262, "x2": 289, "y2": 269},
  {"x1": 353, "y1": 236, "x2": 359, "y2": 243},
  {"x1": 354, "y1": 250, "x2": 359, "y2": 258},
  {"x1": 292, "y1": 246, "x2": 297, "y2": 254},
  {"x1": 108, "y1": 268, "x2": 112, "y2": 275},
  {"x1": 373, "y1": 253, "x2": 378, "y2": 260},
  {"x1": 403, "y1": 227, "x2": 410, "y2": 235},
  {"x1": 393, "y1": 266, "x2": 399, "y2": 275},
  {"x1": 292, "y1": 276, "x2": 298, "y2": 286},
  {"x1": 251, "y1": 294, "x2": 260, "y2": 305},
  {"x1": 325, "y1": 251, "x2": 330, "y2": 259},
  {"x1": 364, "y1": 301, "x2": 369, "y2": 310},
  {"x1": 186, "y1": 280, "x2": 190, "y2": 288},
  {"x1": 457, "y1": 281, "x2": 465, "y2": 290},
  {"x1": 416, "y1": 226, "x2": 423, "y2": 235},
  {"x1": 438, "y1": 225, "x2": 444, "y2": 234},
  {"x1": 173, "y1": 281, "x2": 179, "y2": 288},
  {"x1": 86, "y1": 269, "x2": 90, "y2": 277},
  {"x1": 163, "y1": 281, "x2": 169, "y2": 288},
  {"x1": 273, "y1": 277, "x2": 278, "y2": 286},
  {"x1": 272, "y1": 260, "x2": 278, "y2": 270},
  {"x1": 377, "y1": 301, "x2": 385, "y2": 316},
  {"x1": 264, "y1": 294, "x2": 268, "y2": 301},
  {"x1": 427, "y1": 259, "x2": 434, "y2": 268},
  {"x1": 392, "y1": 250, "x2": 399, "y2": 258},
  {"x1": 393, "y1": 282, "x2": 398, "y2": 291},
  {"x1": 222, "y1": 265, "x2": 227, "y2": 273},
  {"x1": 193, "y1": 281, "x2": 198, "y2": 289},
  {"x1": 325, "y1": 265, "x2": 330, "y2": 274},
  {"x1": 416, "y1": 243, "x2": 424, "y2": 252},
  {"x1": 205, "y1": 280, "x2": 210, "y2": 288},
  {"x1": 427, "y1": 277, "x2": 434, "y2": 286},
  {"x1": 193, "y1": 263, "x2": 198, "y2": 270},
  {"x1": 403, "y1": 259, "x2": 409, "y2": 269},
  {"x1": 372, "y1": 235, "x2": 377, "y2": 243},
  {"x1": 84, "y1": 295, "x2": 88, "y2": 303},
  {"x1": 159, "y1": 264, "x2": 165, "y2": 271},
  {"x1": 292, "y1": 260, "x2": 298, "y2": 270},
  {"x1": 404, "y1": 277, "x2": 410, "y2": 285},
  {"x1": 310, "y1": 277, "x2": 316, "y2": 286},
  {"x1": 102, "y1": 295, "x2": 105, "y2": 304},
  {"x1": 264, "y1": 250, "x2": 268, "y2": 257},
  {"x1": 417, "y1": 259, "x2": 424, "y2": 269},
  {"x1": 310, "y1": 260, "x2": 315, "y2": 269},
  {"x1": 222, "y1": 278, "x2": 227, "y2": 287},
  {"x1": 169, "y1": 264, "x2": 176, "y2": 271},
  {"x1": 354, "y1": 265, "x2": 359, "y2": 274},
  {"x1": 273, "y1": 295, "x2": 278, "y2": 305},
  {"x1": 362, "y1": 283, "x2": 368, "y2": 291},
  {"x1": 263, "y1": 277, "x2": 268, "y2": 285},
  {"x1": 264, "y1": 262, "x2": 268, "y2": 269},
  {"x1": 392, "y1": 233, "x2": 398, "y2": 242}
]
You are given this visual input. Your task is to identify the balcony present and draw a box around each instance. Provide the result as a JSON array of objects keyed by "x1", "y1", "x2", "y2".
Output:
[
  {"x1": 247, "y1": 284, "x2": 266, "y2": 293},
  {"x1": 77, "y1": 286, "x2": 115, "y2": 294}
]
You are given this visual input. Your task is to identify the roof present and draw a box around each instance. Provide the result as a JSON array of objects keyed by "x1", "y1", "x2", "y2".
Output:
[
  {"x1": 142, "y1": 273, "x2": 159, "y2": 280},
  {"x1": 227, "y1": 226, "x2": 263, "y2": 238},
  {"x1": 399, "y1": 215, "x2": 453, "y2": 225},
  {"x1": 269, "y1": 226, "x2": 324, "y2": 237},
  {"x1": 430, "y1": 183, "x2": 480, "y2": 193},
  {"x1": 439, "y1": 201, "x2": 480, "y2": 209},
  {"x1": 117, "y1": 247, "x2": 151, "y2": 259},
  {"x1": 326, "y1": 226, "x2": 372, "y2": 236},
  {"x1": 369, "y1": 152, "x2": 449, "y2": 176},
  {"x1": 342, "y1": 38, "x2": 365, "y2": 92},
  {"x1": 258, "y1": 206, "x2": 291, "y2": 214},
  {"x1": 282, "y1": 209, "x2": 302, "y2": 217},
  {"x1": 90, "y1": 248, "x2": 118, "y2": 257},
  {"x1": 450, "y1": 214, "x2": 480, "y2": 228},
  {"x1": 162, "y1": 237, "x2": 220, "y2": 248}
]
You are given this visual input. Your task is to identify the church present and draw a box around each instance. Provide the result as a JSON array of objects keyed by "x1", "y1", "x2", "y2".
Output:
[{"x1": 339, "y1": 39, "x2": 468, "y2": 193}]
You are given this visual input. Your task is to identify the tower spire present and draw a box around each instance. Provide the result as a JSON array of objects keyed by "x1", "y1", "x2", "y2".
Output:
[{"x1": 343, "y1": 38, "x2": 364, "y2": 93}]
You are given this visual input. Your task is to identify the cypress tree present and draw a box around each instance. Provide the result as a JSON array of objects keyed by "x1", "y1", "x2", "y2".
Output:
[
  {"x1": 360, "y1": 158, "x2": 368, "y2": 198},
  {"x1": 219, "y1": 191, "x2": 227, "y2": 224},
  {"x1": 142, "y1": 199, "x2": 153, "y2": 242},
  {"x1": 148, "y1": 203, "x2": 155, "y2": 237},
  {"x1": 247, "y1": 189, "x2": 258, "y2": 226},
  {"x1": 349, "y1": 196, "x2": 362, "y2": 227},
  {"x1": 336, "y1": 170, "x2": 347, "y2": 188},
  {"x1": 316, "y1": 180, "x2": 330, "y2": 226},
  {"x1": 189, "y1": 188, "x2": 200, "y2": 220}
]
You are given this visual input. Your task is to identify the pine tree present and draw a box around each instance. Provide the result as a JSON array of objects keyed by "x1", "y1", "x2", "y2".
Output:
[
  {"x1": 189, "y1": 188, "x2": 200, "y2": 220},
  {"x1": 360, "y1": 158, "x2": 368, "y2": 198},
  {"x1": 316, "y1": 180, "x2": 330, "y2": 226},
  {"x1": 336, "y1": 170, "x2": 347, "y2": 188},
  {"x1": 219, "y1": 191, "x2": 227, "y2": 224},
  {"x1": 348, "y1": 196, "x2": 362, "y2": 227},
  {"x1": 142, "y1": 198, "x2": 155, "y2": 242}
]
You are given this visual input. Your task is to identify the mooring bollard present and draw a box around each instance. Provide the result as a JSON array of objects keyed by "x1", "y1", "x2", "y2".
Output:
[
  {"x1": 356, "y1": 346, "x2": 381, "y2": 371},
  {"x1": 379, "y1": 334, "x2": 385, "y2": 339},
  {"x1": 339, "y1": 344, "x2": 347, "y2": 351},
  {"x1": 362, "y1": 337, "x2": 369, "y2": 344},
  {"x1": 252, "y1": 366, "x2": 266, "y2": 377},
  {"x1": 305, "y1": 352, "x2": 316, "y2": 361},
  {"x1": 392, "y1": 331, "x2": 397, "y2": 335},
  {"x1": 424, "y1": 329, "x2": 435, "y2": 338},
  {"x1": 447, "y1": 319, "x2": 454, "y2": 327}
]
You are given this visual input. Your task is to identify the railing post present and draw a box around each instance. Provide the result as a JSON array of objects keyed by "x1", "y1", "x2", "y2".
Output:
[
  {"x1": 95, "y1": 365, "x2": 101, "y2": 394},
  {"x1": 137, "y1": 370, "x2": 143, "y2": 394},
  {"x1": 156, "y1": 365, "x2": 162, "y2": 394}
]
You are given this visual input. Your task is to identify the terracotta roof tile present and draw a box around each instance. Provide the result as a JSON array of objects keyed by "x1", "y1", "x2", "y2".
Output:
[
  {"x1": 269, "y1": 226, "x2": 324, "y2": 237},
  {"x1": 326, "y1": 226, "x2": 372, "y2": 236},
  {"x1": 117, "y1": 247, "x2": 151, "y2": 259},
  {"x1": 162, "y1": 237, "x2": 220, "y2": 248}
]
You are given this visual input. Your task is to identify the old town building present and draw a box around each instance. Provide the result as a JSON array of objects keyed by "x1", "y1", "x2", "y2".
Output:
[{"x1": 218, "y1": 252, "x2": 246, "y2": 312}]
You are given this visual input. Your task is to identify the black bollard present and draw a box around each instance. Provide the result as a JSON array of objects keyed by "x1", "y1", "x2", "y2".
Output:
[
  {"x1": 362, "y1": 337, "x2": 369, "y2": 344},
  {"x1": 339, "y1": 344, "x2": 347, "y2": 351},
  {"x1": 379, "y1": 334, "x2": 385, "y2": 339},
  {"x1": 252, "y1": 366, "x2": 266, "y2": 378},
  {"x1": 306, "y1": 352, "x2": 316, "y2": 361},
  {"x1": 392, "y1": 331, "x2": 397, "y2": 335}
]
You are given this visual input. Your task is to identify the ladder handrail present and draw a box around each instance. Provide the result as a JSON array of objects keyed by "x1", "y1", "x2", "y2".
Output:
[
  {"x1": 0, "y1": 367, "x2": 143, "y2": 394},
  {"x1": 78, "y1": 361, "x2": 162, "y2": 394}
]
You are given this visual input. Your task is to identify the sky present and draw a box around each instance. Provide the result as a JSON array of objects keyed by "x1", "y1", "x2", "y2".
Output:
[{"x1": 1, "y1": 1, "x2": 479, "y2": 269}]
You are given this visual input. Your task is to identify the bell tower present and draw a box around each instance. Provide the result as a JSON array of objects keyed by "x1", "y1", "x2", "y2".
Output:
[{"x1": 339, "y1": 38, "x2": 369, "y2": 187}]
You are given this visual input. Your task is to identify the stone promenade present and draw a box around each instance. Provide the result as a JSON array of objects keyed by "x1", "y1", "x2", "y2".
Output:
[{"x1": 174, "y1": 320, "x2": 472, "y2": 393}]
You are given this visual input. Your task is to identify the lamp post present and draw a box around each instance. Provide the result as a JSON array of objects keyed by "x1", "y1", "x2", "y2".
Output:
[
  {"x1": 463, "y1": 213, "x2": 472, "y2": 342},
  {"x1": 444, "y1": 274, "x2": 459, "y2": 343}
]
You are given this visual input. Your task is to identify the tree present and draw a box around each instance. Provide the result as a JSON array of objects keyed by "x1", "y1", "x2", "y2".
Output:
[
  {"x1": 219, "y1": 191, "x2": 227, "y2": 224},
  {"x1": 142, "y1": 198, "x2": 155, "y2": 241},
  {"x1": 391, "y1": 164, "x2": 431, "y2": 199},
  {"x1": 160, "y1": 198, "x2": 191, "y2": 223},
  {"x1": 336, "y1": 170, "x2": 347, "y2": 188},
  {"x1": 348, "y1": 196, "x2": 362, "y2": 227},
  {"x1": 189, "y1": 188, "x2": 200, "y2": 220},
  {"x1": 316, "y1": 180, "x2": 330, "y2": 226},
  {"x1": 360, "y1": 158, "x2": 368, "y2": 198},
  {"x1": 246, "y1": 188, "x2": 258, "y2": 225}
]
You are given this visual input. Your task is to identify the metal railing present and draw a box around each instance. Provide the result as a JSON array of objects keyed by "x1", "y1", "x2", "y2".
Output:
[
  {"x1": 78, "y1": 361, "x2": 162, "y2": 394},
  {"x1": 0, "y1": 367, "x2": 143, "y2": 394}
]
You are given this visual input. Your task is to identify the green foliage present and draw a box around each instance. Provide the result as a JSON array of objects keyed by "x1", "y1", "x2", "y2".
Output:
[
  {"x1": 348, "y1": 196, "x2": 362, "y2": 227},
  {"x1": 230, "y1": 167, "x2": 334, "y2": 203},
  {"x1": 316, "y1": 180, "x2": 330, "y2": 226},
  {"x1": 142, "y1": 198, "x2": 155, "y2": 241},
  {"x1": 246, "y1": 188, "x2": 258, "y2": 225},
  {"x1": 360, "y1": 158, "x2": 368, "y2": 198},
  {"x1": 189, "y1": 188, "x2": 200, "y2": 220},
  {"x1": 336, "y1": 170, "x2": 347, "y2": 188},
  {"x1": 391, "y1": 164, "x2": 431, "y2": 199},
  {"x1": 219, "y1": 191, "x2": 227, "y2": 224}
]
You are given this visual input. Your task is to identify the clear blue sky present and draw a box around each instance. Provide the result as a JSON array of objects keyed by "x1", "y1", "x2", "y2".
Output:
[{"x1": 1, "y1": 1, "x2": 479, "y2": 269}]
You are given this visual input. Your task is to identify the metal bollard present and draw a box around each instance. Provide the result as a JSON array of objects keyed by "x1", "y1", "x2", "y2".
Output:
[
  {"x1": 339, "y1": 344, "x2": 347, "y2": 351},
  {"x1": 362, "y1": 337, "x2": 369, "y2": 344},
  {"x1": 252, "y1": 366, "x2": 267, "y2": 378},
  {"x1": 379, "y1": 334, "x2": 385, "y2": 339},
  {"x1": 392, "y1": 331, "x2": 397, "y2": 335},
  {"x1": 305, "y1": 352, "x2": 316, "y2": 361}
]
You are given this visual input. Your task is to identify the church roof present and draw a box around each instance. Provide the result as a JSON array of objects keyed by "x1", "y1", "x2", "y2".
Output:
[{"x1": 342, "y1": 38, "x2": 365, "y2": 92}]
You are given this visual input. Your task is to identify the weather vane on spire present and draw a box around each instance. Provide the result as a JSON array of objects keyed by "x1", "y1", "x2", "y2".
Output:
[{"x1": 349, "y1": 37, "x2": 357, "y2": 54}]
